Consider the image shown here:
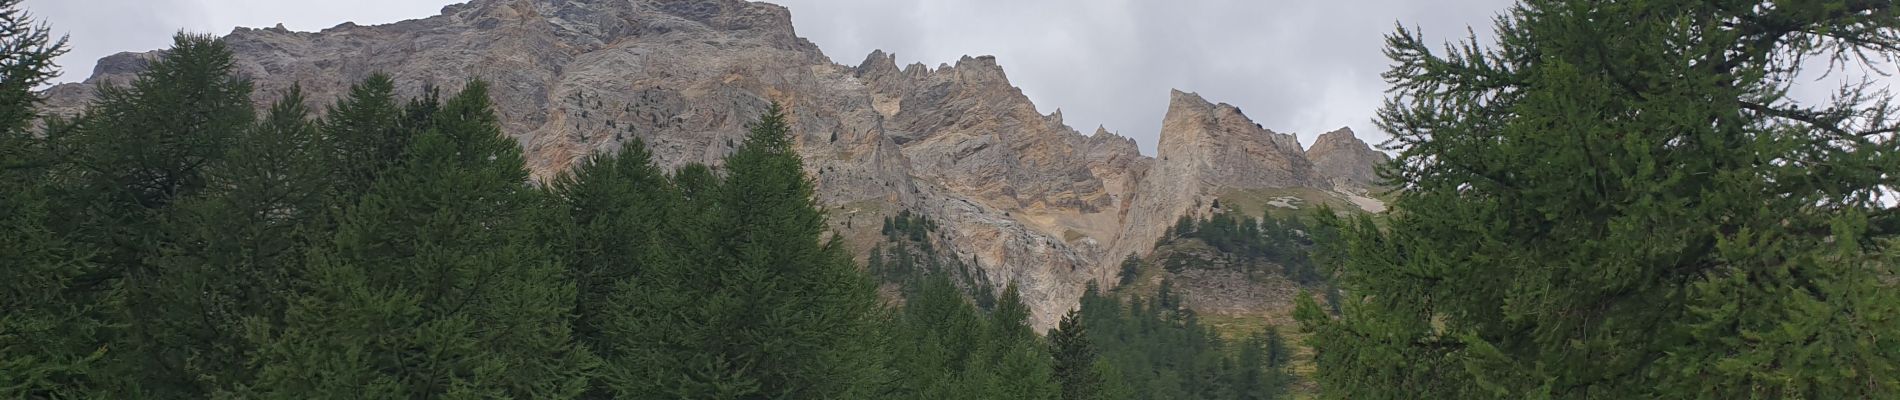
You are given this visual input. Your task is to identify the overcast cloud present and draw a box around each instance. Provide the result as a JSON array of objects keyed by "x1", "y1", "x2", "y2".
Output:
[{"x1": 24, "y1": 0, "x2": 1894, "y2": 154}]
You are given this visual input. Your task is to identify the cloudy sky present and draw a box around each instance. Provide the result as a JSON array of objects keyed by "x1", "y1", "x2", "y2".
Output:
[{"x1": 23, "y1": 0, "x2": 1892, "y2": 154}]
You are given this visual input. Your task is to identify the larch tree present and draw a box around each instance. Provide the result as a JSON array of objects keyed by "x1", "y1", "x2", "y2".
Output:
[
  {"x1": 248, "y1": 81, "x2": 592, "y2": 399},
  {"x1": 1298, "y1": 0, "x2": 1900, "y2": 398},
  {"x1": 602, "y1": 103, "x2": 884, "y2": 399},
  {"x1": 144, "y1": 86, "x2": 331, "y2": 395},
  {"x1": 0, "y1": 1, "x2": 105, "y2": 397},
  {"x1": 547, "y1": 138, "x2": 672, "y2": 396},
  {"x1": 55, "y1": 33, "x2": 255, "y2": 397},
  {"x1": 320, "y1": 73, "x2": 408, "y2": 207}
]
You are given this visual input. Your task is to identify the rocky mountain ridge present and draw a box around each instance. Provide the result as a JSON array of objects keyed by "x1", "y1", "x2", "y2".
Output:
[{"x1": 43, "y1": 0, "x2": 1387, "y2": 330}]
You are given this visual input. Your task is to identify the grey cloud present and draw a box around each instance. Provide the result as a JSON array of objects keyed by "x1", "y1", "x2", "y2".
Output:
[
  {"x1": 26, "y1": 0, "x2": 1892, "y2": 155},
  {"x1": 769, "y1": 0, "x2": 1518, "y2": 154}
]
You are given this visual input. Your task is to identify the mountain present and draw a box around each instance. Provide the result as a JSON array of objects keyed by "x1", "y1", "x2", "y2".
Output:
[
  {"x1": 1307, "y1": 127, "x2": 1391, "y2": 191},
  {"x1": 42, "y1": 0, "x2": 1387, "y2": 330}
]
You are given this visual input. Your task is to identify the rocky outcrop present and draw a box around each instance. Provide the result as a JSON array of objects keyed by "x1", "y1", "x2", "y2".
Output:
[
  {"x1": 41, "y1": 0, "x2": 1385, "y2": 330},
  {"x1": 1106, "y1": 90, "x2": 1317, "y2": 265},
  {"x1": 1307, "y1": 127, "x2": 1390, "y2": 190}
]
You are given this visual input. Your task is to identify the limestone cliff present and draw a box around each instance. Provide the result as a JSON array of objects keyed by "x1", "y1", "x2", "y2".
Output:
[
  {"x1": 1106, "y1": 90, "x2": 1317, "y2": 266},
  {"x1": 42, "y1": 0, "x2": 1383, "y2": 330}
]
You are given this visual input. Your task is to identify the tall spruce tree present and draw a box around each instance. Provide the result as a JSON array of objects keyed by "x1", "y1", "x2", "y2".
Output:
[
  {"x1": 602, "y1": 103, "x2": 883, "y2": 398},
  {"x1": 248, "y1": 81, "x2": 591, "y2": 398},
  {"x1": 1298, "y1": 1, "x2": 1900, "y2": 398}
]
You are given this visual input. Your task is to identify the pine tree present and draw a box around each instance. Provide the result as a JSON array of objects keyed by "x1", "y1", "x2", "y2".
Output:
[
  {"x1": 248, "y1": 81, "x2": 591, "y2": 398},
  {"x1": 65, "y1": 33, "x2": 253, "y2": 212},
  {"x1": 604, "y1": 103, "x2": 883, "y2": 398},
  {"x1": 1299, "y1": 1, "x2": 1900, "y2": 398},
  {"x1": 1155, "y1": 277, "x2": 1176, "y2": 311},
  {"x1": 1232, "y1": 327, "x2": 1292, "y2": 400}
]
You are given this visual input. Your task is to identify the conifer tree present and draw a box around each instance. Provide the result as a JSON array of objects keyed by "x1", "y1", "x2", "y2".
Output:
[
  {"x1": 1118, "y1": 255, "x2": 1142, "y2": 286},
  {"x1": 979, "y1": 283, "x2": 1060, "y2": 400},
  {"x1": 885, "y1": 273, "x2": 985, "y2": 399},
  {"x1": 0, "y1": 2, "x2": 104, "y2": 396},
  {"x1": 550, "y1": 138, "x2": 669, "y2": 343},
  {"x1": 1299, "y1": 1, "x2": 1900, "y2": 398},
  {"x1": 0, "y1": 0, "x2": 64, "y2": 131},
  {"x1": 65, "y1": 33, "x2": 252, "y2": 212},
  {"x1": 321, "y1": 73, "x2": 408, "y2": 205},
  {"x1": 142, "y1": 87, "x2": 331, "y2": 394},
  {"x1": 604, "y1": 103, "x2": 883, "y2": 398},
  {"x1": 548, "y1": 138, "x2": 672, "y2": 396},
  {"x1": 1050, "y1": 308, "x2": 1104, "y2": 400},
  {"x1": 53, "y1": 33, "x2": 255, "y2": 397},
  {"x1": 249, "y1": 81, "x2": 591, "y2": 398}
]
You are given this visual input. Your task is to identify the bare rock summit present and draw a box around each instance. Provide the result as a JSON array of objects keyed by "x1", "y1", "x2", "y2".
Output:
[{"x1": 1308, "y1": 127, "x2": 1390, "y2": 191}]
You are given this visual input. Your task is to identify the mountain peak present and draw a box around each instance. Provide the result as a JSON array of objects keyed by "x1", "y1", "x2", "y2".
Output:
[
  {"x1": 855, "y1": 49, "x2": 900, "y2": 77},
  {"x1": 1169, "y1": 89, "x2": 1213, "y2": 109},
  {"x1": 1309, "y1": 126, "x2": 1389, "y2": 190},
  {"x1": 1315, "y1": 126, "x2": 1361, "y2": 142}
]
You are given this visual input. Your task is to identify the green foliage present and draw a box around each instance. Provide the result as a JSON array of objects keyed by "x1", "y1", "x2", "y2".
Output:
[
  {"x1": 54, "y1": 33, "x2": 257, "y2": 397},
  {"x1": 601, "y1": 103, "x2": 884, "y2": 398},
  {"x1": 322, "y1": 74, "x2": 410, "y2": 204},
  {"x1": 548, "y1": 138, "x2": 672, "y2": 395},
  {"x1": 883, "y1": 209, "x2": 938, "y2": 244},
  {"x1": 0, "y1": 0, "x2": 66, "y2": 132},
  {"x1": 141, "y1": 87, "x2": 331, "y2": 395},
  {"x1": 1165, "y1": 209, "x2": 1326, "y2": 285},
  {"x1": 66, "y1": 33, "x2": 253, "y2": 212},
  {"x1": 869, "y1": 206, "x2": 997, "y2": 310},
  {"x1": 1050, "y1": 308, "x2": 1105, "y2": 400},
  {"x1": 1118, "y1": 255, "x2": 1142, "y2": 286},
  {"x1": 1076, "y1": 285, "x2": 1293, "y2": 399},
  {"x1": 882, "y1": 273, "x2": 1059, "y2": 400},
  {"x1": 1302, "y1": 1, "x2": 1900, "y2": 398},
  {"x1": 247, "y1": 81, "x2": 592, "y2": 398},
  {"x1": 0, "y1": 3, "x2": 102, "y2": 396}
]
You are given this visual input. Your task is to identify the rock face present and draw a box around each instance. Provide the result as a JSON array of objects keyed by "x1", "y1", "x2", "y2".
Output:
[
  {"x1": 42, "y1": 0, "x2": 1385, "y2": 331},
  {"x1": 1307, "y1": 127, "x2": 1390, "y2": 190},
  {"x1": 1106, "y1": 90, "x2": 1317, "y2": 264}
]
